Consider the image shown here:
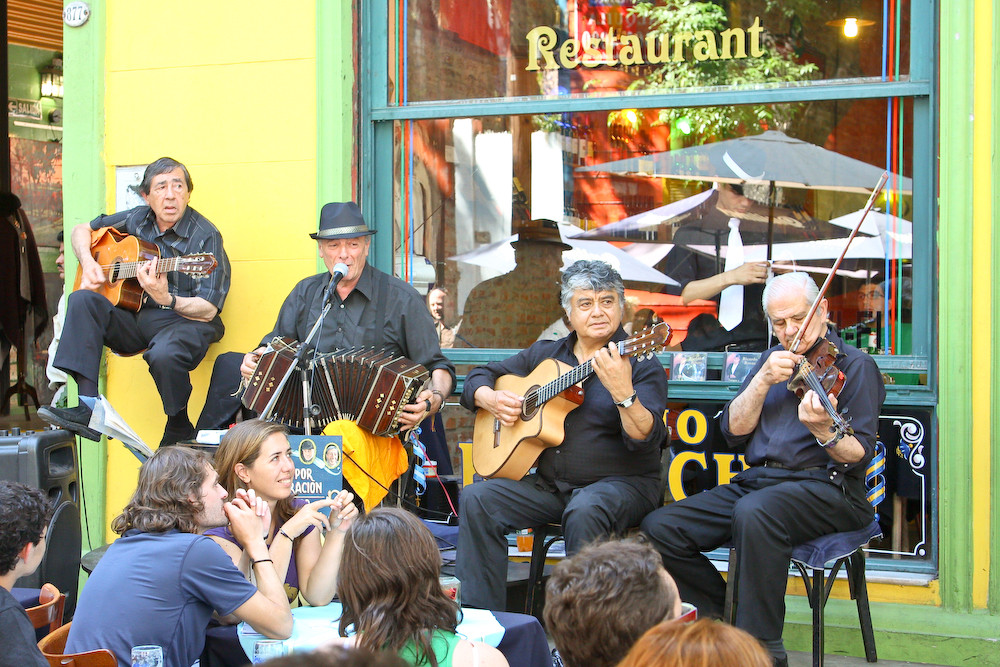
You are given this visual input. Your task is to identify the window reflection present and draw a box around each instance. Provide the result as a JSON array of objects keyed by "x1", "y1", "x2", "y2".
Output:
[
  {"x1": 392, "y1": 102, "x2": 914, "y2": 358},
  {"x1": 389, "y1": 0, "x2": 910, "y2": 105}
]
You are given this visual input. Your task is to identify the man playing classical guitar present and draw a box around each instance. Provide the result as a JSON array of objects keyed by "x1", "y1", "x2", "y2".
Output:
[
  {"x1": 640, "y1": 272, "x2": 885, "y2": 667},
  {"x1": 40, "y1": 157, "x2": 231, "y2": 446},
  {"x1": 457, "y1": 260, "x2": 669, "y2": 611}
]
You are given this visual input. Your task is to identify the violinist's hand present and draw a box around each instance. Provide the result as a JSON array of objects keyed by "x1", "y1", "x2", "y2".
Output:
[
  {"x1": 799, "y1": 389, "x2": 836, "y2": 438},
  {"x1": 755, "y1": 350, "x2": 802, "y2": 386},
  {"x1": 474, "y1": 386, "x2": 524, "y2": 428}
]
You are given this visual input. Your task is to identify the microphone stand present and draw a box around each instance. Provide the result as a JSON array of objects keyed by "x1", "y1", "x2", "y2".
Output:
[{"x1": 290, "y1": 265, "x2": 346, "y2": 435}]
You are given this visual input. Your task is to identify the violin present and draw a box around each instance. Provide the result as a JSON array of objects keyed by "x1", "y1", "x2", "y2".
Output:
[
  {"x1": 783, "y1": 172, "x2": 889, "y2": 442},
  {"x1": 787, "y1": 338, "x2": 853, "y2": 438}
]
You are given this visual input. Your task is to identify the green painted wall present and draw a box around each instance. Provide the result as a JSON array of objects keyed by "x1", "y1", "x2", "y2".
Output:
[{"x1": 61, "y1": 0, "x2": 107, "y2": 552}]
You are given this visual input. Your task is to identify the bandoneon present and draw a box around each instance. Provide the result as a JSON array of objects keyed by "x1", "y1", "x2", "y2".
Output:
[{"x1": 242, "y1": 337, "x2": 429, "y2": 436}]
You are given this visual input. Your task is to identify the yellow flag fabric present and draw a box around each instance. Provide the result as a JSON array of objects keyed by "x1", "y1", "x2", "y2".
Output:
[{"x1": 321, "y1": 419, "x2": 408, "y2": 510}]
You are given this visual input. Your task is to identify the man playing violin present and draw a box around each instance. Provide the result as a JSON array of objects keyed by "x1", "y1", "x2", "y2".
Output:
[
  {"x1": 457, "y1": 260, "x2": 669, "y2": 611},
  {"x1": 640, "y1": 271, "x2": 885, "y2": 667}
]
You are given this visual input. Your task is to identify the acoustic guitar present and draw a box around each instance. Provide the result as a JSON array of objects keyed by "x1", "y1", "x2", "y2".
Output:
[
  {"x1": 472, "y1": 322, "x2": 671, "y2": 480},
  {"x1": 73, "y1": 226, "x2": 218, "y2": 312}
]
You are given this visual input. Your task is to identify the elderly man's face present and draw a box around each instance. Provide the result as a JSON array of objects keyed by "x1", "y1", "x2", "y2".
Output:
[
  {"x1": 318, "y1": 236, "x2": 370, "y2": 284},
  {"x1": 567, "y1": 289, "x2": 622, "y2": 345},
  {"x1": 142, "y1": 167, "x2": 190, "y2": 229},
  {"x1": 767, "y1": 290, "x2": 829, "y2": 353}
]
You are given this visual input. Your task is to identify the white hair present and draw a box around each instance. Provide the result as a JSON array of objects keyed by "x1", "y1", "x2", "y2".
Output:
[{"x1": 761, "y1": 272, "x2": 820, "y2": 313}]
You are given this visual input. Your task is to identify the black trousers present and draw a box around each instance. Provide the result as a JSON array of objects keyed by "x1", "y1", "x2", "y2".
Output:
[
  {"x1": 457, "y1": 473, "x2": 659, "y2": 611},
  {"x1": 640, "y1": 466, "x2": 871, "y2": 643},
  {"x1": 54, "y1": 290, "x2": 224, "y2": 415}
]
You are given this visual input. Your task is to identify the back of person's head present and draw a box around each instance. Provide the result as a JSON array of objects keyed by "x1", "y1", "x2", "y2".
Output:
[
  {"x1": 337, "y1": 508, "x2": 458, "y2": 665},
  {"x1": 111, "y1": 445, "x2": 213, "y2": 535},
  {"x1": 259, "y1": 645, "x2": 409, "y2": 667},
  {"x1": 215, "y1": 419, "x2": 298, "y2": 523},
  {"x1": 617, "y1": 618, "x2": 772, "y2": 667},
  {"x1": 543, "y1": 538, "x2": 680, "y2": 667},
  {"x1": 0, "y1": 480, "x2": 52, "y2": 576}
]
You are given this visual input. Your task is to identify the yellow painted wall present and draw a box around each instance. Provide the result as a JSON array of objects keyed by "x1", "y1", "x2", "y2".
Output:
[{"x1": 100, "y1": 0, "x2": 321, "y2": 530}]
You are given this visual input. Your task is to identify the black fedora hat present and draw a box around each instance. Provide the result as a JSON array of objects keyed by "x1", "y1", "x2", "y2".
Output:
[{"x1": 310, "y1": 202, "x2": 377, "y2": 240}]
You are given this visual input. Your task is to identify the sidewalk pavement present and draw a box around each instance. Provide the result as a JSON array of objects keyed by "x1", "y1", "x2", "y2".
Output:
[{"x1": 789, "y1": 653, "x2": 950, "y2": 666}]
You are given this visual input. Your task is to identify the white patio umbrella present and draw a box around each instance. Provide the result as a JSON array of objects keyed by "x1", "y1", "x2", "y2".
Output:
[{"x1": 449, "y1": 222, "x2": 679, "y2": 287}]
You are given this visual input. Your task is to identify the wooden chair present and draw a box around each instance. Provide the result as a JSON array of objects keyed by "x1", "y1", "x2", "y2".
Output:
[
  {"x1": 37, "y1": 622, "x2": 118, "y2": 667},
  {"x1": 25, "y1": 583, "x2": 66, "y2": 635}
]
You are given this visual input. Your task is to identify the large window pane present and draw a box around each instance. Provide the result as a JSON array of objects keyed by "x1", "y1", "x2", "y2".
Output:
[
  {"x1": 391, "y1": 99, "x2": 917, "y2": 364},
  {"x1": 388, "y1": 0, "x2": 911, "y2": 105}
]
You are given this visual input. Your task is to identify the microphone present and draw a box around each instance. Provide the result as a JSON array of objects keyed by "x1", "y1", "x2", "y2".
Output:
[{"x1": 323, "y1": 263, "x2": 350, "y2": 306}]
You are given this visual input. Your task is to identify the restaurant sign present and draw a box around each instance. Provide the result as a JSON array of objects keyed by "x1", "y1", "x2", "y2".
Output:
[{"x1": 526, "y1": 18, "x2": 766, "y2": 71}]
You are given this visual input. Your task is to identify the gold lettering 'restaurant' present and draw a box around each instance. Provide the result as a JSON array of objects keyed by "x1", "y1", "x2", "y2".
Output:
[{"x1": 525, "y1": 17, "x2": 766, "y2": 71}]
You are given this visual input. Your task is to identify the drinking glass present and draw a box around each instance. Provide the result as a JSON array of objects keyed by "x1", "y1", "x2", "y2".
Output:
[
  {"x1": 253, "y1": 639, "x2": 287, "y2": 663},
  {"x1": 130, "y1": 644, "x2": 164, "y2": 667}
]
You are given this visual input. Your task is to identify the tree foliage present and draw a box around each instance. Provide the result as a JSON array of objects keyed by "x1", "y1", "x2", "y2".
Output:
[{"x1": 624, "y1": 0, "x2": 820, "y2": 140}]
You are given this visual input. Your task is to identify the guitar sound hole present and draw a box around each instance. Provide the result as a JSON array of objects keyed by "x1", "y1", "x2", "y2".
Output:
[{"x1": 521, "y1": 386, "x2": 541, "y2": 420}]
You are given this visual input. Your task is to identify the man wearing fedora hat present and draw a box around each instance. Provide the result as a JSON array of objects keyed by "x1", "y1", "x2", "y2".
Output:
[
  {"x1": 239, "y1": 202, "x2": 454, "y2": 431},
  {"x1": 461, "y1": 219, "x2": 571, "y2": 348}
]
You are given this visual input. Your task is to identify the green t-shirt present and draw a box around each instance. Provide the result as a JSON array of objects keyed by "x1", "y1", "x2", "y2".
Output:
[{"x1": 398, "y1": 629, "x2": 461, "y2": 667}]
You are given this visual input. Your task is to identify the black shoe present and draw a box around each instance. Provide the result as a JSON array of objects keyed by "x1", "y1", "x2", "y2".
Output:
[
  {"x1": 38, "y1": 404, "x2": 102, "y2": 441},
  {"x1": 160, "y1": 421, "x2": 197, "y2": 447},
  {"x1": 772, "y1": 656, "x2": 789, "y2": 667}
]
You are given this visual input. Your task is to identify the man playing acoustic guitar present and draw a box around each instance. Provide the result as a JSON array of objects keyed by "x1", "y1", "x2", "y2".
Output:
[
  {"x1": 40, "y1": 157, "x2": 231, "y2": 447},
  {"x1": 456, "y1": 259, "x2": 669, "y2": 611}
]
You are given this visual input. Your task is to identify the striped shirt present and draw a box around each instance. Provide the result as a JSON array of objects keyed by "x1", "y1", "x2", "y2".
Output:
[{"x1": 90, "y1": 205, "x2": 231, "y2": 311}]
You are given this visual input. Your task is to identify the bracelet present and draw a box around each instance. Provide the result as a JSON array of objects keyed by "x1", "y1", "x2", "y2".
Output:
[
  {"x1": 279, "y1": 529, "x2": 294, "y2": 542},
  {"x1": 168, "y1": 294, "x2": 177, "y2": 310},
  {"x1": 817, "y1": 431, "x2": 846, "y2": 448},
  {"x1": 250, "y1": 558, "x2": 273, "y2": 568},
  {"x1": 430, "y1": 389, "x2": 445, "y2": 412}
]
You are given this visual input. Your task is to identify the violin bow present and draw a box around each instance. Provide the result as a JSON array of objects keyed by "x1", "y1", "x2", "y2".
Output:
[{"x1": 789, "y1": 172, "x2": 891, "y2": 354}]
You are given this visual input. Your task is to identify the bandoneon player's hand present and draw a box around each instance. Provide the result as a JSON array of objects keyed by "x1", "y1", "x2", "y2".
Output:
[{"x1": 241, "y1": 347, "x2": 265, "y2": 381}]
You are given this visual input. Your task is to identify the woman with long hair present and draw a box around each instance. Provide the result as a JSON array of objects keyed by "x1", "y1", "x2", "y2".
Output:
[
  {"x1": 338, "y1": 508, "x2": 508, "y2": 667},
  {"x1": 617, "y1": 618, "x2": 772, "y2": 667},
  {"x1": 208, "y1": 419, "x2": 357, "y2": 606}
]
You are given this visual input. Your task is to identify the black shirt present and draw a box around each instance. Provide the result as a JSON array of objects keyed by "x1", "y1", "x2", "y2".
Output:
[
  {"x1": 262, "y1": 263, "x2": 455, "y2": 383},
  {"x1": 721, "y1": 326, "x2": 886, "y2": 486},
  {"x1": 461, "y1": 327, "x2": 668, "y2": 494},
  {"x1": 0, "y1": 586, "x2": 48, "y2": 667}
]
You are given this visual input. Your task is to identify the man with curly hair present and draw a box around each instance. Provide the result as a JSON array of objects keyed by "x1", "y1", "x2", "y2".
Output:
[
  {"x1": 0, "y1": 480, "x2": 53, "y2": 666},
  {"x1": 543, "y1": 538, "x2": 682, "y2": 667},
  {"x1": 66, "y1": 446, "x2": 292, "y2": 666}
]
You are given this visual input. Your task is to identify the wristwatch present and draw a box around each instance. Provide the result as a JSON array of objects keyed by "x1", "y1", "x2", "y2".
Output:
[{"x1": 614, "y1": 391, "x2": 637, "y2": 409}]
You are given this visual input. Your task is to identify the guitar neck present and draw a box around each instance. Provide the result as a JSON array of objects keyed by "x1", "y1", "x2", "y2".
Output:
[
  {"x1": 106, "y1": 256, "x2": 186, "y2": 280},
  {"x1": 536, "y1": 340, "x2": 626, "y2": 403}
]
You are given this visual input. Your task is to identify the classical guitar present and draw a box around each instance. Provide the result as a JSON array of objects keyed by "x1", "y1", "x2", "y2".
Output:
[
  {"x1": 73, "y1": 226, "x2": 218, "y2": 312},
  {"x1": 472, "y1": 322, "x2": 671, "y2": 481}
]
